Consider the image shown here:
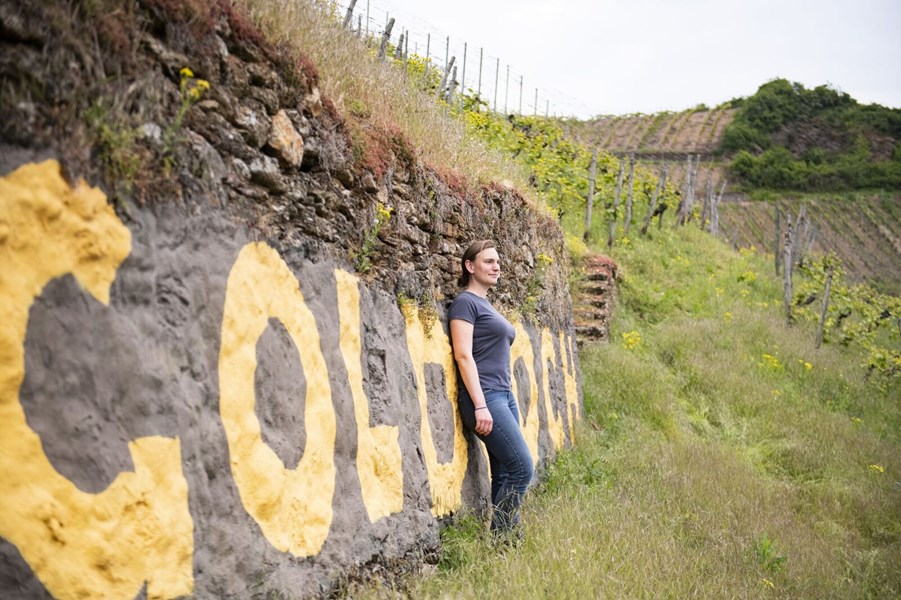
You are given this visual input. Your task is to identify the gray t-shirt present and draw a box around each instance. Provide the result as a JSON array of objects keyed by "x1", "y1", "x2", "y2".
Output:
[{"x1": 448, "y1": 291, "x2": 516, "y2": 392}]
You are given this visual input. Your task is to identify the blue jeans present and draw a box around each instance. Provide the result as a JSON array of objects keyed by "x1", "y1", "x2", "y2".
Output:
[{"x1": 460, "y1": 389, "x2": 535, "y2": 531}]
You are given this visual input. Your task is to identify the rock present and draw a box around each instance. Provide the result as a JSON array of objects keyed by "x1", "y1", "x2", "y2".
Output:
[
  {"x1": 141, "y1": 123, "x2": 163, "y2": 145},
  {"x1": 335, "y1": 167, "x2": 354, "y2": 188},
  {"x1": 249, "y1": 155, "x2": 286, "y2": 193},
  {"x1": 143, "y1": 35, "x2": 190, "y2": 76},
  {"x1": 229, "y1": 157, "x2": 250, "y2": 183},
  {"x1": 187, "y1": 131, "x2": 227, "y2": 193},
  {"x1": 360, "y1": 172, "x2": 378, "y2": 192},
  {"x1": 234, "y1": 104, "x2": 270, "y2": 149},
  {"x1": 304, "y1": 87, "x2": 323, "y2": 117},
  {"x1": 267, "y1": 110, "x2": 304, "y2": 168}
]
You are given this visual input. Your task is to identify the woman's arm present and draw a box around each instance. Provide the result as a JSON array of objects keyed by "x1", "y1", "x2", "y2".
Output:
[{"x1": 450, "y1": 319, "x2": 493, "y2": 436}]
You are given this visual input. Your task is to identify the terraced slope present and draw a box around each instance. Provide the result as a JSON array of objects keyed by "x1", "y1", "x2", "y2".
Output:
[
  {"x1": 717, "y1": 195, "x2": 901, "y2": 295},
  {"x1": 563, "y1": 107, "x2": 736, "y2": 155}
]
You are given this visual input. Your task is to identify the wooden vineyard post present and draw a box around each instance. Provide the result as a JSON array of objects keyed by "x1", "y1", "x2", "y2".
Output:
[
  {"x1": 790, "y1": 205, "x2": 806, "y2": 276},
  {"x1": 641, "y1": 164, "x2": 667, "y2": 236},
  {"x1": 774, "y1": 205, "x2": 781, "y2": 275},
  {"x1": 710, "y1": 178, "x2": 725, "y2": 236},
  {"x1": 676, "y1": 154, "x2": 692, "y2": 225},
  {"x1": 700, "y1": 171, "x2": 713, "y2": 230},
  {"x1": 608, "y1": 157, "x2": 625, "y2": 251},
  {"x1": 377, "y1": 18, "x2": 395, "y2": 61},
  {"x1": 783, "y1": 219, "x2": 794, "y2": 324},
  {"x1": 584, "y1": 149, "x2": 598, "y2": 242},
  {"x1": 623, "y1": 155, "x2": 636, "y2": 235},
  {"x1": 446, "y1": 66, "x2": 458, "y2": 104},
  {"x1": 394, "y1": 32, "x2": 404, "y2": 61},
  {"x1": 438, "y1": 56, "x2": 456, "y2": 98},
  {"x1": 816, "y1": 264, "x2": 835, "y2": 348},
  {"x1": 342, "y1": 0, "x2": 358, "y2": 28}
]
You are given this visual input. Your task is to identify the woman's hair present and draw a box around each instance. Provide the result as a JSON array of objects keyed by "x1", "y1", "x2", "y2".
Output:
[{"x1": 458, "y1": 240, "x2": 497, "y2": 287}]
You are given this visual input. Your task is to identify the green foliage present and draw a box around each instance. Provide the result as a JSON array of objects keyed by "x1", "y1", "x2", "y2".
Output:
[
  {"x1": 162, "y1": 67, "x2": 210, "y2": 174},
  {"x1": 355, "y1": 202, "x2": 392, "y2": 273},
  {"x1": 83, "y1": 100, "x2": 144, "y2": 192},
  {"x1": 437, "y1": 512, "x2": 489, "y2": 572},
  {"x1": 754, "y1": 532, "x2": 788, "y2": 574},
  {"x1": 792, "y1": 253, "x2": 901, "y2": 381},
  {"x1": 722, "y1": 78, "x2": 901, "y2": 191}
]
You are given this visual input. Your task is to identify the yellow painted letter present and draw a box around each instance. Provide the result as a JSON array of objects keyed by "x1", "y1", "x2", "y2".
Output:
[
  {"x1": 404, "y1": 309, "x2": 468, "y2": 516},
  {"x1": 335, "y1": 269, "x2": 403, "y2": 522},
  {"x1": 0, "y1": 161, "x2": 193, "y2": 599},
  {"x1": 510, "y1": 322, "x2": 540, "y2": 465},
  {"x1": 219, "y1": 242, "x2": 336, "y2": 557}
]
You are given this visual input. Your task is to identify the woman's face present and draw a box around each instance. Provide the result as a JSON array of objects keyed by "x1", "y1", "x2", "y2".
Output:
[{"x1": 467, "y1": 247, "x2": 501, "y2": 287}]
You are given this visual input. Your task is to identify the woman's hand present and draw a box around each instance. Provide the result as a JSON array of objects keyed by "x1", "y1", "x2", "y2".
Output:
[{"x1": 474, "y1": 406, "x2": 493, "y2": 436}]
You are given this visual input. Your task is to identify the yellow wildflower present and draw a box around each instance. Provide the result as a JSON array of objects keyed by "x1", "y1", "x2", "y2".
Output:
[{"x1": 868, "y1": 464, "x2": 884, "y2": 473}]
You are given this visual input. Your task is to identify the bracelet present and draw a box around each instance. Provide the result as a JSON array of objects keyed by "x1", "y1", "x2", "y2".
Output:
[{"x1": 475, "y1": 406, "x2": 489, "y2": 411}]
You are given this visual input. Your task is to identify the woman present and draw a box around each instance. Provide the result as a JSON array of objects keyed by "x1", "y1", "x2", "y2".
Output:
[{"x1": 449, "y1": 240, "x2": 534, "y2": 538}]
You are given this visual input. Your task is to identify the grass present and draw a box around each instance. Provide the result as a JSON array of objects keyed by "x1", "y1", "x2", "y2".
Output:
[
  {"x1": 343, "y1": 226, "x2": 900, "y2": 599},
  {"x1": 234, "y1": 0, "x2": 535, "y2": 200}
]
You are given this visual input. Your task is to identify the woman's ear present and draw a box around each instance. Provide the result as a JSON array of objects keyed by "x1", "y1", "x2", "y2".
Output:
[{"x1": 465, "y1": 260, "x2": 474, "y2": 274}]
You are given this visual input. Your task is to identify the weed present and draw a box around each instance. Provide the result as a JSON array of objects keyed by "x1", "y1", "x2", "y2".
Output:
[
  {"x1": 161, "y1": 67, "x2": 210, "y2": 175},
  {"x1": 83, "y1": 100, "x2": 144, "y2": 192},
  {"x1": 754, "y1": 532, "x2": 788, "y2": 573},
  {"x1": 355, "y1": 202, "x2": 392, "y2": 273}
]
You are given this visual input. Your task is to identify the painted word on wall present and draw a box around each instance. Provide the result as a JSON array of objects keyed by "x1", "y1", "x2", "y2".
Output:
[{"x1": 0, "y1": 160, "x2": 580, "y2": 598}]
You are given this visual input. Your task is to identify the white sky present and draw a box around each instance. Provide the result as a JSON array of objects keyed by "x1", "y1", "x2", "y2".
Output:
[{"x1": 341, "y1": 0, "x2": 901, "y2": 118}]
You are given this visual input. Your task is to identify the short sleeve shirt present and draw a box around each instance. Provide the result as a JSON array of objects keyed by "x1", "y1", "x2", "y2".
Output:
[{"x1": 448, "y1": 291, "x2": 516, "y2": 391}]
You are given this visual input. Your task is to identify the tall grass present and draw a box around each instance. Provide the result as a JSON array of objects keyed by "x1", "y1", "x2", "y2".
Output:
[
  {"x1": 234, "y1": 0, "x2": 534, "y2": 196},
  {"x1": 347, "y1": 227, "x2": 900, "y2": 599}
]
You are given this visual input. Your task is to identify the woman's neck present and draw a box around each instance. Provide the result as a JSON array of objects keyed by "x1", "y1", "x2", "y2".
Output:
[{"x1": 465, "y1": 283, "x2": 489, "y2": 298}]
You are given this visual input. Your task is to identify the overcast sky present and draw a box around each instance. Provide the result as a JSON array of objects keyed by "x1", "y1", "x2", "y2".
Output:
[{"x1": 343, "y1": 0, "x2": 901, "y2": 118}]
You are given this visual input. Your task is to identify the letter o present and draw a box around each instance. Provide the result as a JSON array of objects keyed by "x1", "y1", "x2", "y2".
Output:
[{"x1": 219, "y1": 242, "x2": 336, "y2": 557}]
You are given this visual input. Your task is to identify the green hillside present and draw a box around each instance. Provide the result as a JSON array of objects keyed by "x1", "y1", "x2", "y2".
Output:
[{"x1": 724, "y1": 79, "x2": 901, "y2": 192}]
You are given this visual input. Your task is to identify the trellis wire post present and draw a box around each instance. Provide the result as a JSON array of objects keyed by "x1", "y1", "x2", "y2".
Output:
[
  {"x1": 342, "y1": 0, "x2": 357, "y2": 29},
  {"x1": 816, "y1": 264, "x2": 835, "y2": 349},
  {"x1": 356, "y1": 15, "x2": 362, "y2": 36},
  {"x1": 504, "y1": 65, "x2": 509, "y2": 114},
  {"x1": 445, "y1": 36, "x2": 449, "y2": 70},
  {"x1": 608, "y1": 157, "x2": 625, "y2": 251},
  {"x1": 534, "y1": 88, "x2": 538, "y2": 116},
  {"x1": 365, "y1": 0, "x2": 369, "y2": 36},
  {"x1": 545, "y1": 100, "x2": 549, "y2": 118},
  {"x1": 584, "y1": 149, "x2": 599, "y2": 241},
  {"x1": 624, "y1": 154, "x2": 636, "y2": 234},
  {"x1": 438, "y1": 56, "x2": 455, "y2": 96},
  {"x1": 394, "y1": 31, "x2": 404, "y2": 61},
  {"x1": 478, "y1": 48, "x2": 483, "y2": 96},
  {"x1": 447, "y1": 66, "x2": 458, "y2": 104},
  {"x1": 711, "y1": 179, "x2": 725, "y2": 236},
  {"x1": 641, "y1": 164, "x2": 667, "y2": 236},
  {"x1": 774, "y1": 205, "x2": 781, "y2": 275},
  {"x1": 518, "y1": 75, "x2": 523, "y2": 114},
  {"x1": 377, "y1": 18, "x2": 394, "y2": 61},
  {"x1": 461, "y1": 43, "x2": 467, "y2": 96},
  {"x1": 783, "y1": 214, "x2": 794, "y2": 324},
  {"x1": 424, "y1": 33, "x2": 430, "y2": 84},
  {"x1": 493, "y1": 58, "x2": 499, "y2": 111}
]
